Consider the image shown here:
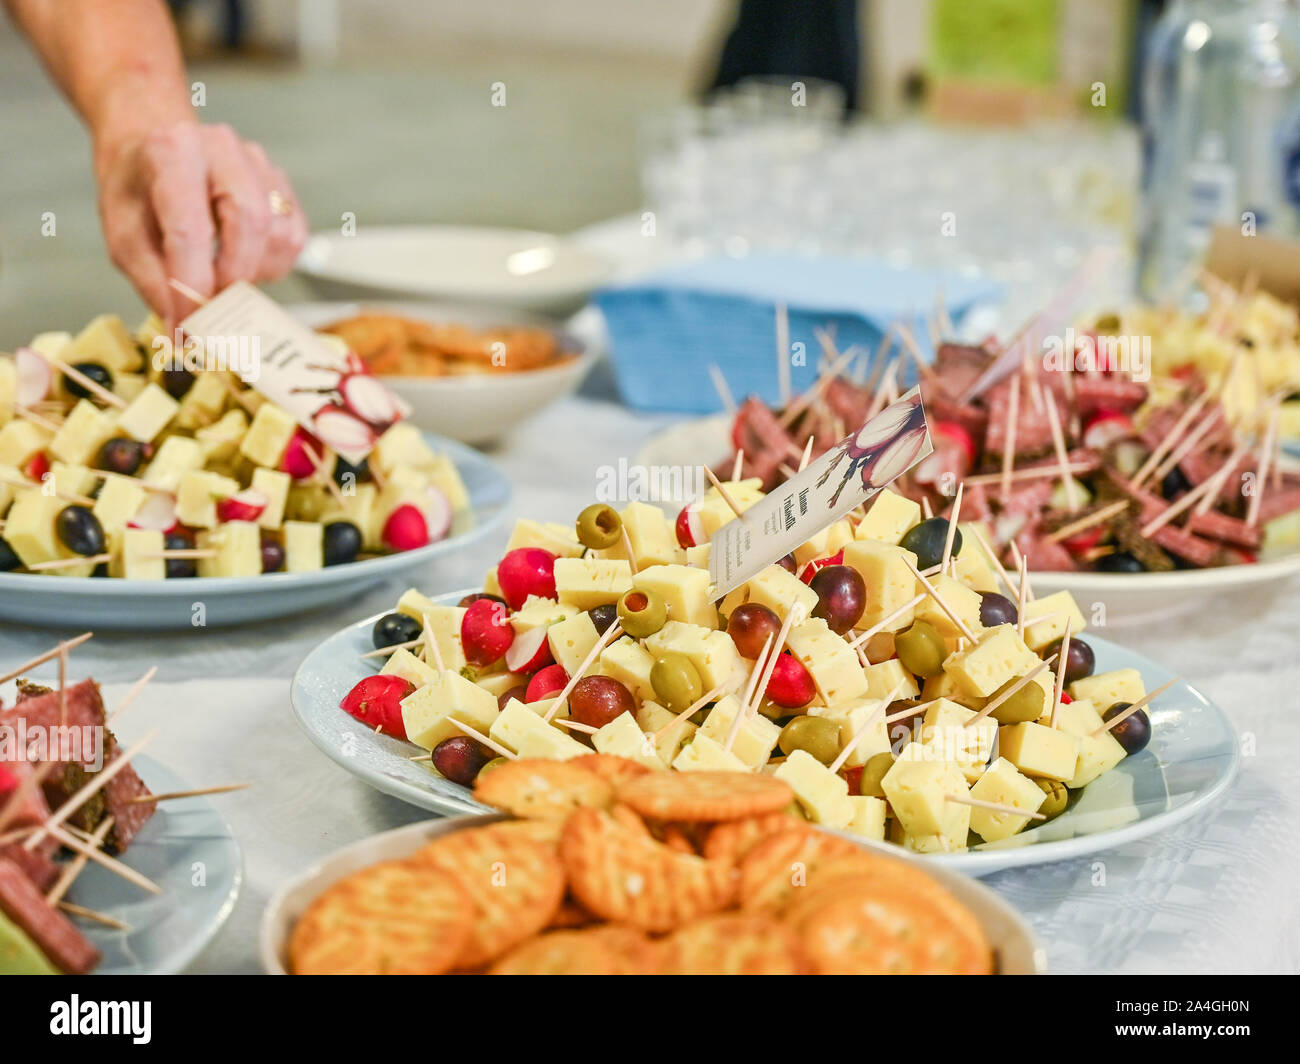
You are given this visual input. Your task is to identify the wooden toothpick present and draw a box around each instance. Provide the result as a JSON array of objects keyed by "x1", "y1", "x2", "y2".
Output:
[
  {"x1": 947, "y1": 794, "x2": 1046, "y2": 821},
  {"x1": 902, "y1": 557, "x2": 977, "y2": 642},
  {"x1": 1090, "y1": 678, "x2": 1178, "y2": 738},
  {"x1": 703, "y1": 466, "x2": 746, "y2": 522},
  {"x1": 126, "y1": 782, "x2": 252, "y2": 805},
  {"x1": 941, "y1": 482, "x2": 964, "y2": 569},
  {"x1": 0, "y1": 633, "x2": 93, "y2": 685},
  {"x1": 963, "y1": 655, "x2": 1057, "y2": 728},
  {"x1": 543, "y1": 622, "x2": 623, "y2": 723}
]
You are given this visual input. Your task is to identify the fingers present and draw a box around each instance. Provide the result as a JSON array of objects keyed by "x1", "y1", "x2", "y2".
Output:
[
  {"x1": 140, "y1": 123, "x2": 217, "y2": 323},
  {"x1": 244, "y1": 141, "x2": 309, "y2": 281},
  {"x1": 202, "y1": 124, "x2": 273, "y2": 293},
  {"x1": 100, "y1": 191, "x2": 172, "y2": 323}
]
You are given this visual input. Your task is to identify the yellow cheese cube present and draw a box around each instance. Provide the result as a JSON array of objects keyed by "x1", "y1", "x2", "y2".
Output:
[
  {"x1": 919, "y1": 699, "x2": 997, "y2": 781},
  {"x1": 92, "y1": 474, "x2": 145, "y2": 538},
  {"x1": 1068, "y1": 668, "x2": 1146, "y2": 710},
  {"x1": 1021, "y1": 590, "x2": 1087, "y2": 652},
  {"x1": 684, "y1": 543, "x2": 710, "y2": 568},
  {"x1": 968, "y1": 757, "x2": 1047, "y2": 841},
  {"x1": 505, "y1": 518, "x2": 583, "y2": 558},
  {"x1": 547, "y1": 611, "x2": 600, "y2": 676},
  {"x1": 953, "y1": 522, "x2": 1001, "y2": 593},
  {"x1": 809, "y1": 698, "x2": 889, "y2": 767},
  {"x1": 48, "y1": 463, "x2": 96, "y2": 498},
  {"x1": 175, "y1": 471, "x2": 239, "y2": 528},
  {"x1": 489, "y1": 699, "x2": 588, "y2": 759},
  {"x1": 786, "y1": 616, "x2": 868, "y2": 704},
  {"x1": 698, "y1": 695, "x2": 781, "y2": 769},
  {"x1": 380, "y1": 647, "x2": 441, "y2": 688},
  {"x1": 553, "y1": 557, "x2": 633, "y2": 610},
  {"x1": 645, "y1": 620, "x2": 746, "y2": 695},
  {"x1": 592, "y1": 711, "x2": 666, "y2": 769},
  {"x1": 842, "y1": 539, "x2": 919, "y2": 631},
  {"x1": 49, "y1": 400, "x2": 116, "y2": 465},
  {"x1": 510, "y1": 596, "x2": 572, "y2": 634},
  {"x1": 694, "y1": 478, "x2": 764, "y2": 538},
  {"x1": 112, "y1": 373, "x2": 146, "y2": 404},
  {"x1": 599, "y1": 636, "x2": 658, "y2": 703},
  {"x1": 1054, "y1": 698, "x2": 1128, "y2": 788},
  {"x1": 792, "y1": 518, "x2": 855, "y2": 567},
  {"x1": 4, "y1": 491, "x2": 67, "y2": 567},
  {"x1": 997, "y1": 721, "x2": 1078, "y2": 781},
  {"x1": 238, "y1": 402, "x2": 297, "y2": 467},
  {"x1": 111, "y1": 527, "x2": 165, "y2": 580},
  {"x1": 773, "y1": 749, "x2": 854, "y2": 828},
  {"x1": 195, "y1": 408, "x2": 248, "y2": 464},
  {"x1": 921, "y1": 671, "x2": 987, "y2": 711},
  {"x1": 912, "y1": 574, "x2": 983, "y2": 640},
  {"x1": 0, "y1": 420, "x2": 52, "y2": 469},
  {"x1": 283, "y1": 521, "x2": 323, "y2": 572},
  {"x1": 172, "y1": 371, "x2": 228, "y2": 430},
  {"x1": 881, "y1": 752, "x2": 970, "y2": 836},
  {"x1": 64, "y1": 315, "x2": 140, "y2": 373},
  {"x1": 323, "y1": 483, "x2": 378, "y2": 550},
  {"x1": 416, "y1": 605, "x2": 469, "y2": 673},
  {"x1": 672, "y1": 732, "x2": 751, "y2": 774},
  {"x1": 742, "y1": 564, "x2": 819, "y2": 623},
  {"x1": 196, "y1": 520, "x2": 261, "y2": 577},
  {"x1": 400, "y1": 671, "x2": 499, "y2": 751},
  {"x1": 613, "y1": 501, "x2": 681, "y2": 568},
  {"x1": 251, "y1": 468, "x2": 291, "y2": 529},
  {"x1": 941, "y1": 624, "x2": 1040, "y2": 699},
  {"x1": 636, "y1": 700, "x2": 698, "y2": 764},
  {"x1": 372, "y1": 422, "x2": 438, "y2": 475},
  {"x1": 632, "y1": 564, "x2": 717, "y2": 629},
  {"x1": 862, "y1": 659, "x2": 920, "y2": 701},
  {"x1": 142, "y1": 435, "x2": 203, "y2": 490},
  {"x1": 845, "y1": 795, "x2": 887, "y2": 840},
  {"x1": 855, "y1": 488, "x2": 922, "y2": 546},
  {"x1": 423, "y1": 453, "x2": 469, "y2": 512},
  {"x1": 114, "y1": 383, "x2": 178, "y2": 443}
]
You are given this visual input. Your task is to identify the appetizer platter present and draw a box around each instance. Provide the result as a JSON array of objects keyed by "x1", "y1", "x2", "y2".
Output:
[
  {"x1": 1, "y1": 638, "x2": 242, "y2": 974},
  {"x1": 0, "y1": 311, "x2": 511, "y2": 628},
  {"x1": 292, "y1": 478, "x2": 1238, "y2": 876},
  {"x1": 289, "y1": 302, "x2": 599, "y2": 445},
  {"x1": 261, "y1": 771, "x2": 1044, "y2": 975}
]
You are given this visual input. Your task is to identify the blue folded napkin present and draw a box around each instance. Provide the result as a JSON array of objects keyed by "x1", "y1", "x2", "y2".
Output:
[{"x1": 595, "y1": 255, "x2": 1002, "y2": 413}]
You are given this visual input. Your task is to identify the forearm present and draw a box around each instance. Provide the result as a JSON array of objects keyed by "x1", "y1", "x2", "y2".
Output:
[{"x1": 5, "y1": 0, "x2": 194, "y2": 157}]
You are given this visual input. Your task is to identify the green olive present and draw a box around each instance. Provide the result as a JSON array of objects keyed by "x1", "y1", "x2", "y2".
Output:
[
  {"x1": 894, "y1": 620, "x2": 948, "y2": 678},
  {"x1": 755, "y1": 700, "x2": 787, "y2": 723},
  {"x1": 617, "y1": 587, "x2": 667, "y2": 638},
  {"x1": 777, "y1": 715, "x2": 842, "y2": 766},
  {"x1": 575, "y1": 503, "x2": 622, "y2": 550},
  {"x1": 477, "y1": 756, "x2": 510, "y2": 778},
  {"x1": 650, "y1": 651, "x2": 703, "y2": 712},
  {"x1": 857, "y1": 751, "x2": 895, "y2": 798},
  {"x1": 1034, "y1": 778, "x2": 1069, "y2": 822},
  {"x1": 988, "y1": 676, "x2": 1046, "y2": 724}
]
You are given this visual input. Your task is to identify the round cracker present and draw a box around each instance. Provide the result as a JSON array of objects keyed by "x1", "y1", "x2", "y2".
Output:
[
  {"x1": 487, "y1": 929, "x2": 622, "y2": 975},
  {"x1": 474, "y1": 758, "x2": 613, "y2": 820},
  {"x1": 661, "y1": 913, "x2": 808, "y2": 975},
  {"x1": 572, "y1": 753, "x2": 653, "y2": 786},
  {"x1": 737, "y1": 828, "x2": 872, "y2": 911},
  {"x1": 289, "y1": 859, "x2": 471, "y2": 975},
  {"x1": 703, "y1": 812, "x2": 805, "y2": 863},
  {"x1": 617, "y1": 771, "x2": 794, "y2": 822}
]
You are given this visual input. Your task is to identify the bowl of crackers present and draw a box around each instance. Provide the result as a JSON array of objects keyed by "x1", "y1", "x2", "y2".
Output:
[
  {"x1": 288, "y1": 302, "x2": 598, "y2": 445},
  {"x1": 260, "y1": 759, "x2": 1045, "y2": 975}
]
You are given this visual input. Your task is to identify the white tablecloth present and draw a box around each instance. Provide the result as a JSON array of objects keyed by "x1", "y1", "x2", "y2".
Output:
[{"x1": 4, "y1": 390, "x2": 1298, "y2": 974}]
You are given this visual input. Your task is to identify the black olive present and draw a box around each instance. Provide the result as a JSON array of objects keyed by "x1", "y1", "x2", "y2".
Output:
[
  {"x1": 55, "y1": 506, "x2": 106, "y2": 556},
  {"x1": 900, "y1": 517, "x2": 961, "y2": 570},
  {"x1": 1045, "y1": 636, "x2": 1096, "y2": 683},
  {"x1": 1095, "y1": 551, "x2": 1146, "y2": 573},
  {"x1": 66, "y1": 362, "x2": 113, "y2": 400},
  {"x1": 322, "y1": 521, "x2": 362, "y2": 566},
  {"x1": 372, "y1": 611, "x2": 423, "y2": 650},
  {"x1": 1160, "y1": 466, "x2": 1191, "y2": 500},
  {"x1": 1103, "y1": 701, "x2": 1151, "y2": 755},
  {"x1": 91, "y1": 562, "x2": 109, "y2": 578},
  {"x1": 164, "y1": 530, "x2": 197, "y2": 578},
  {"x1": 261, "y1": 537, "x2": 286, "y2": 574},
  {"x1": 978, "y1": 591, "x2": 1018, "y2": 628},
  {"x1": 333, "y1": 455, "x2": 370, "y2": 488},
  {"x1": 0, "y1": 538, "x2": 21, "y2": 571},
  {"x1": 97, "y1": 437, "x2": 146, "y2": 477},
  {"x1": 161, "y1": 366, "x2": 195, "y2": 399},
  {"x1": 588, "y1": 602, "x2": 618, "y2": 635}
]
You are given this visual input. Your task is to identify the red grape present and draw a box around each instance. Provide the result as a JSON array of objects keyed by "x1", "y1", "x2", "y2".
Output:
[
  {"x1": 431, "y1": 736, "x2": 493, "y2": 784},
  {"x1": 568, "y1": 675, "x2": 635, "y2": 728},
  {"x1": 809, "y1": 564, "x2": 865, "y2": 634},
  {"x1": 726, "y1": 603, "x2": 782, "y2": 659}
]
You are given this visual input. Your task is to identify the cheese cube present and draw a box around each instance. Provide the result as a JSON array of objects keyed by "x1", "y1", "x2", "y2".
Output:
[
  {"x1": 423, "y1": 454, "x2": 469, "y2": 512},
  {"x1": 953, "y1": 522, "x2": 1001, "y2": 593},
  {"x1": 48, "y1": 463, "x2": 96, "y2": 498},
  {"x1": 672, "y1": 732, "x2": 750, "y2": 774},
  {"x1": 881, "y1": 753, "x2": 970, "y2": 836},
  {"x1": 1069, "y1": 668, "x2": 1145, "y2": 710},
  {"x1": 547, "y1": 611, "x2": 600, "y2": 676},
  {"x1": 92, "y1": 474, "x2": 145, "y2": 537},
  {"x1": 489, "y1": 699, "x2": 588, "y2": 760},
  {"x1": 698, "y1": 695, "x2": 781, "y2": 769},
  {"x1": 115, "y1": 383, "x2": 178, "y2": 443},
  {"x1": 919, "y1": 699, "x2": 997, "y2": 781},
  {"x1": 941, "y1": 624, "x2": 1040, "y2": 699},
  {"x1": 1021, "y1": 591, "x2": 1087, "y2": 652},
  {"x1": 415, "y1": 605, "x2": 469, "y2": 673},
  {"x1": 142, "y1": 435, "x2": 203, "y2": 490},
  {"x1": 615, "y1": 501, "x2": 680, "y2": 568},
  {"x1": 912, "y1": 574, "x2": 983, "y2": 640},
  {"x1": 845, "y1": 795, "x2": 887, "y2": 840},
  {"x1": 195, "y1": 408, "x2": 248, "y2": 464},
  {"x1": 921, "y1": 671, "x2": 987, "y2": 710},
  {"x1": 636, "y1": 700, "x2": 697, "y2": 764},
  {"x1": 321, "y1": 483, "x2": 378, "y2": 549},
  {"x1": 0, "y1": 420, "x2": 52, "y2": 469},
  {"x1": 49, "y1": 400, "x2": 116, "y2": 465},
  {"x1": 684, "y1": 543, "x2": 710, "y2": 568},
  {"x1": 380, "y1": 647, "x2": 441, "y2": 688},
  {"x1": 400, "y1": 671, "x2": 499, "y2": 751},
  {"x1": 372, "y1": 422, "x2": 438, "y2": 475},
  {"x1": 4, "y1": 491, "x2": 66, "y2": 566},
  {"x1": 196, "y1": 520, "x2": 261, "y2": 577},
  {"x1": 111, "y1": 527, "x2": 165, "y2": 580},
  {"x1": 251, "y1": 468, "x2": 291, "y2": 529},
  {"x1": 809, "y1": 698, "x2": 889, "y2": 767},
  {"x1": 1054, "y1": 698, "x2": 1128, "y2": 788},
  {"x1": 176, "y1": 471, "x2": 239, "y2": 528},
  {"x1": 553, "y1": 557, "x2": 633, "y2": 610},
  {"x1": 862, "y1": 659, "x2": 920, "y2": 701},
  {"x1": 239, "y1": 402, "x2": 297, "y2": 467},
  {"x1": 997, "y1": 721, "x2": 1078, "y2": 781},
  {"x1": 113, "y1": 373, "x2": 147, "y2": 404},
  {"x1": 855, "y1": 488, "x2": 922, "y2": 546},
  {"x1": 842, "y1": 539, "x2": 919, "y2": 631},
  {"x1": 742, "y1": 565, "x2": 818, "y2": 623},
  {"x1": 64, "y1": 315, "x2": 140, "y2": 372},
  {"x1": 592, "y1": 711, "x2": 666, "y2": 769},
  {"x1": 504, "y1": 518, "x2": 583, "y2": 558},
  {"x1": 792, "y1": 518, "x2": 855, "y2": 568},
  {"x1": 786, "y1": 616, "x2": 867, "y2": 704},
  {"x1": 283, "y1": 520, "x2": 323, "y2": 572},
  {"x1": 509, "y1": 596, "x2": 572, "y2": 634},
  {"x1": 774, "y1": 749, "x2": 854, "y2": 828},
  {"x1": 645, "y1": 621, "x2": 745, "y2": 694},
  {"x1": 173, "y1": 371, "x2": 228, "y2": 430},
  {"x1": 28, "y1": 330, "x2": 71, "y2": 360},
  {"x1": 599, "y1": 636, "x2": 658, "y2": 703},
  {"x1": 967, "y1": 757, "x2": 1047, "y2": 841},
  {"x1": 694, "y1": 478, "x2": 764, "y2": 538},
  {"x1": 632, "y1": 564, "x2": 717, "y2": 629}
]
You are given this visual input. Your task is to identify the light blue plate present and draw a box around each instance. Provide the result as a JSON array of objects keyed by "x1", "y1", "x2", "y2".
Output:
[
  {"x1": 0, "y1": 434, "x2": 511, "y2": 630},
  {"x1": 68, "y1": 756, "x2": 243, "y2": 974},
  {"x1": 291, "y1": 592, "x2": 1241, "y2": 876}
]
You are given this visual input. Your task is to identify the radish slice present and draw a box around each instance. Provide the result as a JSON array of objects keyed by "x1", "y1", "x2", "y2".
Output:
[
  {"x1": 129, "y1": 492, "x2": 178, "y2": 533},
  {"x1": 217, "y1": 488, "x2": 268, "y2": 523},
  {"x1": 423, "y1": 485, "x2": 453, "y2": 541},
  {"x1": 675, "y1": 503, "x2": 706, "y2": 549},
  {"x1": 505, "y1": 626, "x2": 553, "y2": 673},
  {"x1": 339, "y1": 374, "x2": 402, "y2": 427},
  {"x1": 14, "y1": 347, "x2": 52, "y2": 406},
  {"x1": 312, "y1": 406, "x2": 375, "y2": 458}
]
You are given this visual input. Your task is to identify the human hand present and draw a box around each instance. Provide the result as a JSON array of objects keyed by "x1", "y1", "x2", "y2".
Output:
[{"x1": 94, "y1": 120, "x2": 308, "y2": 325}]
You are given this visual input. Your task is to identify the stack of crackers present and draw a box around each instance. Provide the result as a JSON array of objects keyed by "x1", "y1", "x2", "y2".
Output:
[{"x1": 287, "y1": 756, "x2": 994, "y2": 975}]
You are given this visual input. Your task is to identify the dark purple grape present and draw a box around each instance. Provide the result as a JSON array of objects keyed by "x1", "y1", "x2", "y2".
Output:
[
  {"x1": 97, "y1": 437, "x2": 146, "y2": 477},
  {"x1": 458, "y1": 592, "x2": 507, "y2": 609},
  {"x1": 322, "y1": 521, "x2": 361, "y2": 566},
  {"x1": 55, "y1": 506, "x2": 105, "y2": 556},
  {"x1": 900, "y1": 517, "x2": 960, "y2": 570},
  {"x1": 1095, "y1": 552, "x2": 1145, "y2": 573},
  {"x1": 161, "y1": 366, "x2": 195, "y2": 399},
  {"x1": 1045, "y1": 636, "x2": 1095, "y2": 683},
  {"x1": 809, "y1": 564, "x2": 866, "y2": 634},
  {"x1": 588, "y1": 602, "x2": 618, "y2": 635},
  {"x1": 776, "y1": 553, "x2": 798, "y2": 574},
  {"x1": 66, "y1": 362, "x2": 113, "y2": 400},
  {"x1": 497, "y1": 684, "x2": 529, "y2": 712},
  {"x1": 727, "y1": 602, "x2": 782, "y2": 658},
  {"x1": 1103, "y1": 701, "x2": 1151, "y2": 755},
  {"x1": 333, "y1": 454, "x2": 370, "y2": 488},
  {"x1": 430, "y1": 736, "x2": 493, "y2": 785},
  {"x1": 260, "y1": 537, "x2": 285, "y2": 574},
  {"x1": 0, "y1": 538, "x2": 19, "y2": 571},
  {"x1": 164, "y1": 530, "x2": 197, "y2": 578},
  {"x1": 372, "y1": 611, "x2": 422, "y2": 649},
  {"x1": 978, "y1": 591, "x2": 1018, "y2": 628}
]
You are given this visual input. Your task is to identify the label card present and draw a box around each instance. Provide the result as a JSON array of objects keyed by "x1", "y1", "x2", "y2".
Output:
[
  {"x1": 179, "y1": 282, "x2": 409, "y2": 463},
  {"x1": 708, "y1": 386, "x2": 932, "y2": 596}
]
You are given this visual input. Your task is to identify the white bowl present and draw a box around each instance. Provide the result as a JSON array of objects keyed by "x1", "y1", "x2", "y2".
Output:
[
  {"x1": 295, "y1": 226, "x2": 615, "y2": 316},
  {"x1": 259, "y1": 813, "x2": 1046, "y2": 976},
  {"x1": 288, "y1": 301, "x2": 598, "y2": 445}
]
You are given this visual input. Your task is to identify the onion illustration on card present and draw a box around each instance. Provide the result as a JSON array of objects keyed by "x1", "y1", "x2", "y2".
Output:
[
  {"x1": 291, "y1": 349, "x2": 407, "y2": 458},
  {"x1": 816, "y1": 390, "x2": 930, "y2": 507}
]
